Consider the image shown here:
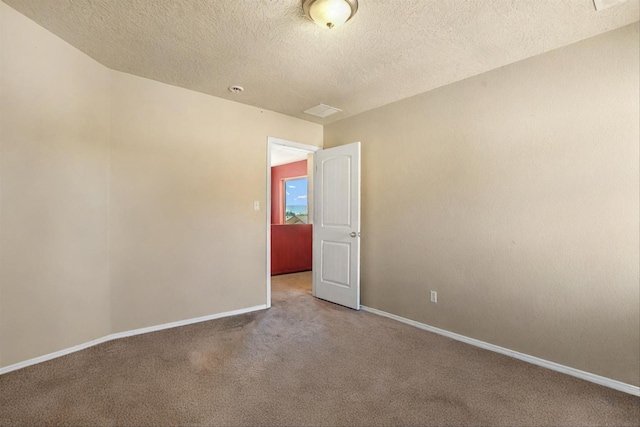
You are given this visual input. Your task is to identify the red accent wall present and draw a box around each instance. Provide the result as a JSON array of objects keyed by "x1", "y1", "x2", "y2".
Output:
[
  {"x1": 271, "y1": 160, "x2": 311, "y2": 275},
  {"x1": 271, "y1": 160, "x2": 307, "y2": 225},
  {"x1": 271, "y1": 224, "x2": 312, "y2": 275}
]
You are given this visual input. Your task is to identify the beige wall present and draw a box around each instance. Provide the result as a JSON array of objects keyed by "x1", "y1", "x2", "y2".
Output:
[
  {"x1": 1, "y1": 2, "x2": 111, "y2": 366},
  {"x1": 0, "y1": 1, "x2": 322, "y2": 367},
  {"x1": 109, "y1": 73, "x2": 322, "y2": 333},
  {"x1": 325, "y1": 23, "x2": 640, "y2": 386}
]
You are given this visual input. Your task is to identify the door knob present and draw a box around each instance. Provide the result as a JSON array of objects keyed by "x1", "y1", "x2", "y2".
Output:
[{"x1": 350, "y1": 232, "x2": 357, "y2": 237}]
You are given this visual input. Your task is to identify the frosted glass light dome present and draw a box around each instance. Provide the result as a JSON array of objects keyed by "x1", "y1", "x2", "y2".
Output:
[{"x1": 304, "y1": 0, "x2": 358, "y2": 29}]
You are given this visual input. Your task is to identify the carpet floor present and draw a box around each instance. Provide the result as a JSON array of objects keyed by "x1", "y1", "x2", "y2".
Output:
[{"x1": 0, "y1": 271, "x2": 638, "y2": 426}]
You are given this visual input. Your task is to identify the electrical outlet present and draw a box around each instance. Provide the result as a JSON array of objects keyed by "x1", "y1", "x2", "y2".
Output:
[{"x1": 430, "y1": 291, "x2": 437, "y2": 304}]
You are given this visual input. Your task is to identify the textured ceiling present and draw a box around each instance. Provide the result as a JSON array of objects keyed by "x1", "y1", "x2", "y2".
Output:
[
  {"x1": 271, "y1": 144, "x2": 312, "y2": 167},
  {"x1": 3, "y1": 0, "x2": 639, "y2": 124}
]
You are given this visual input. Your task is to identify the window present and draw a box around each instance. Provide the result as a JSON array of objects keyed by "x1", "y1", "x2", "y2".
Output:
[{"x1": 284, "y1": 177, "x2": 308, "y2": 224}]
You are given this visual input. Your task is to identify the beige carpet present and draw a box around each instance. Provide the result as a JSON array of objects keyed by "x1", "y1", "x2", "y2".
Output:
[{"x1": 0, "y1": 271, "x2": 638, "y2": 426}]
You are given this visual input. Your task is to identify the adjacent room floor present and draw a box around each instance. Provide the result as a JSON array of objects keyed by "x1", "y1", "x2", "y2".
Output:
[{"x1": 1, "y1": 272, "x2": 638, "y2": 426}]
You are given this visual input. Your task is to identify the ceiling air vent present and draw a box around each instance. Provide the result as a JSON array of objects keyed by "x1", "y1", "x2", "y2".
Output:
[
  {"x1": 303, "y1": 104, "x2": 342, "y2": 118},
  {"x1": 593, "y1": 0, "x2": 628, "y2": 11}
]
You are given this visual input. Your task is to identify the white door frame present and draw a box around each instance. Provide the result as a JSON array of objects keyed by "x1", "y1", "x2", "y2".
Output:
[{"x1": 266, "y1": 136, "x2": 320, "y2": 308}]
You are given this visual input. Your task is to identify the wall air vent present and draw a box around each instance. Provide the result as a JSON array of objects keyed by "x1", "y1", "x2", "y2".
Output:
[{"x1": 303, "y1": 104, "x2": 342, "y2": 118}]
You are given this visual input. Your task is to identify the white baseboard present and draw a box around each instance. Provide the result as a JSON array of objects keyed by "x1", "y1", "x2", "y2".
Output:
[
  {"x1": 361, "y1": 305, "x2": 639, "y2": 397},
  {"x1": 0, "y1": 304, "x2": 267, "y2": 376}
]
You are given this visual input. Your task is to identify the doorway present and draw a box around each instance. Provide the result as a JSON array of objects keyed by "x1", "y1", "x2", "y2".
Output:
[{"x1": 266, "y1": 137, "x2": 320, "y2": 308}]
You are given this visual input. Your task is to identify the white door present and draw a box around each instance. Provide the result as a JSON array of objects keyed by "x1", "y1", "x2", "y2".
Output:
[{"x1": 313, "y1": 142, "x2": 361, "y2": 310}]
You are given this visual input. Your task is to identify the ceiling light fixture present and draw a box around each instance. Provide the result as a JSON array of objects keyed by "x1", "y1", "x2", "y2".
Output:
[{"x1": 302, "y1": 0, "x2": 358, "y2": 29}]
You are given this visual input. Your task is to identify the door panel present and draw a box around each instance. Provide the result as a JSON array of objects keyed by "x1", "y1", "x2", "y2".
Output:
[
  {"x1": 321, "y1": 240, "x2": 351, "y2": 287},
  {"x1": 313, "y1": 142, "x2": 361, "y2": 310},
  {"x1": 322, "y1": 156, "x2": 351, "y2": 226}
]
